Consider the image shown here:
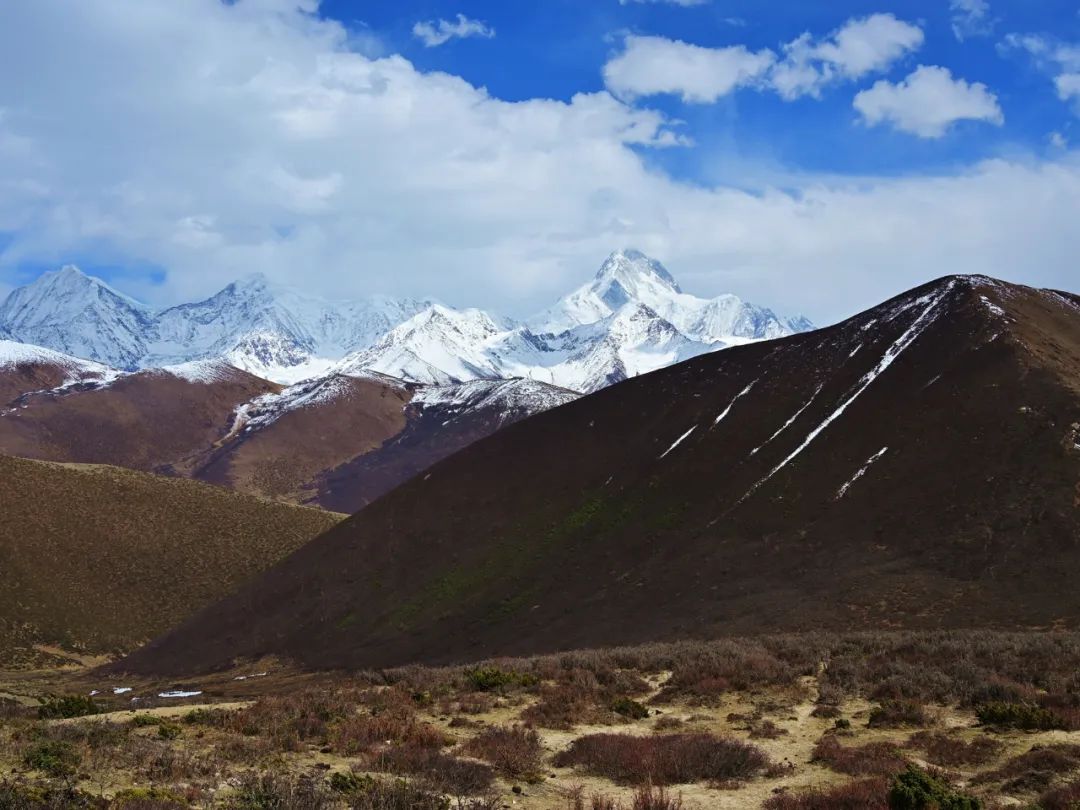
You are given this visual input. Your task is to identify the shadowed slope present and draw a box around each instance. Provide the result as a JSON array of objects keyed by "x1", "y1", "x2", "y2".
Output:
[{"x1": 118, "y1": 276, "x2": 1080, "y2": 673}]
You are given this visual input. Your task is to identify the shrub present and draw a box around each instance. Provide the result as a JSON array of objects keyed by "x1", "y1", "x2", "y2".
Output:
[
  {"x1": 37, "y1": 694, "x2": 99, "y2": 719},
  {"x1": 157, "y1": 723, "x2": 182, "y2": 741},
  {"x1": 749, "y1": 720, "x2": 788, "y2": 739},
  {"x1": 887, "y1": 765, "x2": 981, "y2": 809},
  {"x1": 521, "y1": 683, "x2": 601, "y2": 730},
  {"x1": 111, "y1": 788, "x2": 189, "y2": 809},
  {"x1": 220, "y1": 772, "x2": 337, "y2": 810},
  {"x1": 459, "y1": 725, "x2": 543, "y2": 779},
  {"x1": 22, "y1": 739, "x2": 81, "y2": 777},
  {"x1": 763, "y1": 779, "x2": 890, "y2": 810},
  {"x1": 868, "y1": 701, "x2": 930, "y2": 729},
  {"x1": 611, "y1": 698, "x2": 649, "y2": 721},
  {"x1": 464, "y1": 667, "x2": 537, "y2": 692},
  {"x1": 630, "y1": 787, "x2": 684, "y2": 810},
  {"x1": 976, "y1": 743, "x2": 1080, "y2": 792},
  {"x1": 0, "y1": 780, "x2": 106, "y2": 809},
  {"x1": 905, "y1": 731, "x2": 1003, "y2": 767},
  {"x1": 366, "y1": 746, "x2": 495, "y2": 795},
  {"x1": 553, "y1": 732, "x2": 769, "y2": 785},
  {"x1": 1039, "y1": 780, "x2": 1080, "y2": 810},
  {"x1": 976, "y1": 702, "x2": 1069, "y2": 731},
  {"x1": 810, "y1": 705, "x2": 842, "y2": 719},
  {"x1": 328, "y1": 711, "x2": 447, "y2": 756},
  {"x1": 811, "y1": 737, "x2": 907, "y2": 777}
]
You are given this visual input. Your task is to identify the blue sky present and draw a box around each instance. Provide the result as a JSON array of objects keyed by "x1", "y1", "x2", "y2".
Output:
[{"x1": 0, "y1": 0, "x2": 1078, "y2": 322}]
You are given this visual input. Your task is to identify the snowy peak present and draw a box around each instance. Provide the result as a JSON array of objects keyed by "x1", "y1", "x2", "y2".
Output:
[
  {"x1": 0, "y1": 265, "x2": 154, "y2": 369},
  {"x1": 593, "y1": 248, "x2": 682, "y2": 303}
]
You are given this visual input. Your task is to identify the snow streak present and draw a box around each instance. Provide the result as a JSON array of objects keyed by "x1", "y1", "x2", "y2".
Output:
[
  {"x1": 659, "y1": 425, "x2": 698, "y2": 459},
  {"x1": 712, "y1": 379, "x2": 757, "y2": 427},
  {"x1": 836, "y1": 447, "x2": 888, "y2": 499},
  {"x1": 749, "y1": 383, "x2": 824, "y2": 457},
  {"x1": 736, "y1": 282, "x2": 953, "y2": 505}
]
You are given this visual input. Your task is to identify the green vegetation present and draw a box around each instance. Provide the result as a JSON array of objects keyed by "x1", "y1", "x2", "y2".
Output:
[
  {"x1": 22, "y1": 738, "x2": 80, "y2": 777},
  {"x1": 37, "y1": 693, "x2": 100, "y2": 719},
  {"x1": 888, "y1": 765, "x2": 981, "y2": 809},
  {"x1": 610, "y1": 696, "x2": 649, "y2": 720}
]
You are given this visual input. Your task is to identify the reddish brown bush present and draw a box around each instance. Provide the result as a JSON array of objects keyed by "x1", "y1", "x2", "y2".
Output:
[
  {"x1": 328, "y1": 710, "x2": 447, "y2": 756},
  {"x1": 749, "y1": 720, "x2": 788, "y2": 739},
  {"x1": 365, "y1": 745, "x2": 495, "y2": 795},
  {"x1": 553, "y1": 732, "x2": 769, "y2": 785},
  {"x1": 1039, "y1": 780, "x2": 1080, "y2": 810},
  {"x1": 905, "y1": 731, "x2": 1003, "y2": 767},
  {"x1": 459, "y1": 725, "x2": 543, "y2": 779},
  {"x1": 762, "y1": 779, "x2": 890, "y2": 810},
  {"x1": 811, "y1": 736, "x2": 907, "y2": 777},
  {"x1": 867, "y1": 700, "x2": 930, "y2": 728}
]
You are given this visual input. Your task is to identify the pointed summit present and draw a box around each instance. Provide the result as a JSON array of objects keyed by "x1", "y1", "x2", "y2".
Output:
[{"x1": 596, "y1": 249, "x2": 681, "y2": 293}]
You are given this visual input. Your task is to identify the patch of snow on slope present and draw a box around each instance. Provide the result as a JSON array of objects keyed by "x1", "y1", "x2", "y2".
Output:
[
  {"x1": 659, "y1": 425, "x2": 698, "y2": 459},
  {"x1": 155, "y1": 359, "x2": 242, "y2": 385},
  {"x1": 749, "y1": 383, "x2": 824, "y2": 456},
  {"x1": 836, "y1": 447, "x2": 889, "y2": 499},
  {"x1": 712, "y1": 380, "x2": 757, "y2": 426}
]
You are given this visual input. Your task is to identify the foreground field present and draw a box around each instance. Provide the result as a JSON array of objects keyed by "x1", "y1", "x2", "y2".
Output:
[{"x1": 5, "y1": 632, "x2": 1080, "y2": 808}]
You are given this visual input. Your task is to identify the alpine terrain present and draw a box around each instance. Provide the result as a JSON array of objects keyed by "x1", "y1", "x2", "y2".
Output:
[{"x1": 116, "y1": 274, "x2": 1080, "y2": 674}]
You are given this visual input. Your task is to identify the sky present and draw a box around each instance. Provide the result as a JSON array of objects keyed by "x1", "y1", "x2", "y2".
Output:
[{"x1": 0, "y1": 0, "x2": 1079, "y2": 324}]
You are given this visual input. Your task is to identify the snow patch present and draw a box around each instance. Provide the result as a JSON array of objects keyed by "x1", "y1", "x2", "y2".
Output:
[
  {"x1": 749, "y1": 383, "x2": 824, "y2": 456},
  {"x1": 836, "y1": 447, "x2": 889, "y2": 499},
  {"x1": 712, "y1": 380, "x2": 757, "y2": 427},
  {"x1": 157, "y1": 690, "x2": 202, "y2": 699},
  {"x1": 659, "y1": 425, "x2": 698, "y2": 459}
]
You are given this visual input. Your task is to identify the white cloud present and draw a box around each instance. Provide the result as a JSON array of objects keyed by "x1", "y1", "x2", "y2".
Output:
[
  {"x1": 1049, "y1": 131, "x2": 1068, "y2": 149},
  {"x1": 1002, "y1": 33, "x2": 1080, "y2": 115},
  {"x1": 412, "y1": 13, "x2": 494, "y2": 48},
  {"x1": 603, "y1": 13, "x2": 922, "y2": 105},
  {"x1": 950, "y1": 0, "x2": 993, "y2": 42},
  {"x1": 0, "y1": 1, "x2": 1077, "y2": 325},
  {"x1": 771, "y1": 13, "x2": 924, "y2": 100},
  {"x1": 853, "y1": 65, "x2": 1003, "y2": 138},
  {"x1": 603, "y1": 36, "x2": 775, "y2": 103}
]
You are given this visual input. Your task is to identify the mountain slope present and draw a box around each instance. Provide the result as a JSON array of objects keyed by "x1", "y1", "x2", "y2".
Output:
[
  {"x1": 0, "y1": 361, "x2": 279, "y2": 471},
  {"x1": 0, "y1": 454, "x2": 342, "y2": 667},
  {"x1": 118, "y1": 275, "x2": 1080, "y2": 675},
  {"x1": 0, "y1": 266, "x2": 155, "y2": 368},
  {"x1": 0, "y1": 340, "x2": 118, "y2": 406},
  {"x1": 186, "y1": 374, "x2": 579, "y2": 512}
]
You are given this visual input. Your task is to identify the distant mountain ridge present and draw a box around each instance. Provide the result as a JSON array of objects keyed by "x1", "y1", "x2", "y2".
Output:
[{"x1": 0, "y1": 251, "x2": 812, "y2": 393}]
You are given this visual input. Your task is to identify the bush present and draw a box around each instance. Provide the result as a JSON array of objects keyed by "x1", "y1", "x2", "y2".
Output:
[
  {"x1": 328, "y1": 710, "x2": 447, "y2": 756},
  {"x1": 111, "y1": 788, "x2": 189, "y2": 809},
  {"x1": 611, "y1": 698, "x2": 649, "y2": 721},
  {"x1": 0, "y1": 780, "x2": 106, "y2": 809},
  {"x1": 812, "y1": 737, "x2": 907, "y2": 777},
  {"x1": 37, "y1": 694, "x2": 99, "y2": 719},
  {"x1": 749, "y1": 720, "x2": 788, "y2": 739},
  {"x1": 366, "y1": 746, "x2": 495, "y2": 795},
  {"x1": 868, "y1": 701, "x2": 930, "y2": 729},
  {"x1": 763, "y1": 779, "x2": 890, "y2": 810},
  {"x1": 157, "y1": 723, "x2": 182, "y2": 741},
  {"x1": 464, "y1": 667, "x2": 537, "y2": 692},
  {"x1": 22, "y1": 739, "x2": 81, "y2": 777},
  {"x1": 905, "y1": 731, "x2": 1003, "y2": 767},
  {"x1": 977, "y1": 743, "x2": 1080, "y2": 792},
  {"x1": 220, "y1": 772, "x2": 336, "y2": 810},
  {"x1": 976, "y1": 702, "x2": 1069, "y2": 731},
  {"x1": 887, "y1": 765, "x2": 980, "y2": 809},
  {"x1": 459, "y1": 725, "x2": 543, "y2": 779},
  {"x1": 553, "y1": 732, "x2": 769, "y2": 785},
  {"x1": 1039, "y1": 780, "x2": 1080, "y2": 810}
]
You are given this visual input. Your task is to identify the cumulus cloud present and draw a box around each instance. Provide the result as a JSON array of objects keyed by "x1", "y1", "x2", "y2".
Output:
[
  {"x1": 853, "y1": 65, "x2": 1003, "y2": 138},
  {"x1": 603, "y1": 36, "x2": 775, "y2": 103},
  {"x1": 0, "y1": 0, "x2": 1077, "y2": 324},
  {"x1": 604, "y1": 14, "x2": 923, "y2": 104},
  {"x1": 1002, "y1": 33, "x2": 1080, "y2": 115},
  {"x1": 412, "y1": 13, "x2": 494, "y2": 48},
  {"x1": 950, "y1": 0, "x2": 994, "y2": 42},
  {"x1": 770, "y1": 13, "x2": 924, "y2": 100}
]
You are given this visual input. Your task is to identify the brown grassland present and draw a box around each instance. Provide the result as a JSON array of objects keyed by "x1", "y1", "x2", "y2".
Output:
[{"x1": 4, "y1": 631, "x2": 1080, "y2": 808}]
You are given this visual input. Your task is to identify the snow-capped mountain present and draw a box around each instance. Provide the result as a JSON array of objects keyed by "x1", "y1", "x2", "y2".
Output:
[
  {"x1": 532, "y1": 249, "x2": 808, "y2": 342},
  {"x1": 331, "y1": 250, "x2": 808, "y2": 393},
  {"x1": 0, "y1": 250, "x2": 812, "y2": 393},
  {"x1": 0, "y1": 266, "x2": 155, "y2": 368},
  {"x1": 0, "y1": 268, "x2": 432, "y2": 382}
]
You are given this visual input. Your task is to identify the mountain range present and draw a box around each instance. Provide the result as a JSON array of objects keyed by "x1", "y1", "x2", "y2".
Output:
[
  {"x1": 0, "y1": 250, "x2": 811, "y2": 393},
  {"x1": 113, "y1": 273, "x2": 1080, "y2": 674}
]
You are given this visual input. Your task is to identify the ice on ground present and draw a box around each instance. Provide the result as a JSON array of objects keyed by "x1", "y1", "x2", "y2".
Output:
[
  {"x1": 836, "y1": 447, "x2": 889, "y2": 499},
  {"x1": 750, "y1": 383, "x2": 824, "y2": 457},
  {"x1": 158, "y1": 690, "x2": 202, "y2": 699},
  {"x1": 113, "y1": 687, "x2": 132, "y2": 695}
]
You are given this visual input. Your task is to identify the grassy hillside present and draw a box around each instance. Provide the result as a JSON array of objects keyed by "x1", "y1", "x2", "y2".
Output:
[{"x1": 0, "y1": 455, "x2": 342, "y2": 667}]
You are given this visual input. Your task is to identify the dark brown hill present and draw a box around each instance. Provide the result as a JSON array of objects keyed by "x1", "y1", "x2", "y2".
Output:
[
  {"x1": 0, "y1": 362, "x2": 279, "y2": 471},
  {"x1": 0, "y1": 454, "x2": 342, "y2": 667},
  {"x1": 110, "y1": 275, "x2": 1080, "y2": 675}
]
